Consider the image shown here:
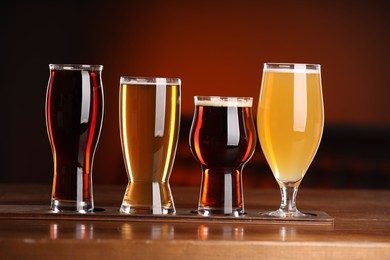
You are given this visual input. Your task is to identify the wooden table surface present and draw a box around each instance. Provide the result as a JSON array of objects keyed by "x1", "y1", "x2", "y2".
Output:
[{"x1": 0, "y1": 184, "x2": 389, "y2": 259}]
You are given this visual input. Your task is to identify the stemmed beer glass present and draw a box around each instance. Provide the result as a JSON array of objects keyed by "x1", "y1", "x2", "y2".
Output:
[{"x1": 257, "y1": 63, "x2": 324, "y2": 217}]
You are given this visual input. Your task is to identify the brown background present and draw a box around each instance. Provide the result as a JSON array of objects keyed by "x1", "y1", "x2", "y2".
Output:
[{"x1": 1, "y1": 1, "x2": 389, "y2": 188}]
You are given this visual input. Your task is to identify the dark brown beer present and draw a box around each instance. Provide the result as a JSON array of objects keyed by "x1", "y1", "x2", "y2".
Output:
[
  {"x1": 189, "y1": 97, "x2": 257, "y2": 216},
  {"x1": 46, "y1": 64, "x2": 104, "y2": 212}
]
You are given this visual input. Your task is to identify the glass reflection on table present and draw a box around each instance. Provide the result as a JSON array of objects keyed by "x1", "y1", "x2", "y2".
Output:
[
  {"x1": 49, "y1": 223, "x2": 94, "y2": 240},
  {"x1": 121, "y1": 223, "x2": 175, "y2": 240},
  {"x1": 198, "y1": 224, "x2": 244, "y2": 241}
]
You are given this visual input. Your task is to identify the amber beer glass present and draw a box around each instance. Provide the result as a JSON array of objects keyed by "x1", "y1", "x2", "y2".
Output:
[
  {"x1": 119, "y1": 77, "x2": 181, "y2": 214},
  {"x1": 257, "y1": 63, "x2": 324, "y2": 217},
  {"x1": 45, "y1": 64, "x2": 104, "y2": 212},
  {"x1": 189, "y1": 96, "x2": 257, "y2": 216}
]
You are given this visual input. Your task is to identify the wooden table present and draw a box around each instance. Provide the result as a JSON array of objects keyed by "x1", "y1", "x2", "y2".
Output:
[{"x1": 0, "y1": 184, "x2": 389, "y2": 259}]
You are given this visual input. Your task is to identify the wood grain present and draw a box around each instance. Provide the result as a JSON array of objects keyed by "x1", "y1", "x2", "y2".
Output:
[{"x1": 0, "y1": 184, "x2": 389, "y2": 259}]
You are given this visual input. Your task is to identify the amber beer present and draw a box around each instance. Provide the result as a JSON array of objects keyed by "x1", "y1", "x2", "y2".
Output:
[
  {"x1": 119, "y1": 77, "x2": 181, "y2": 214},
  {"x1": 46, "y1": 64, "x2": 104, "y2": 212},
  {"x1": 189, "y1": 96, "x2": 257, "y2": 216}
]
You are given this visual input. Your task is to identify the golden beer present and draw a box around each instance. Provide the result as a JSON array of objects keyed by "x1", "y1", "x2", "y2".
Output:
[
  {"x1": 119, "y1": 77, "x2": 181, "y2": 214},
  {"x1": 257, "y1": 63, "x2": 324, "y2": 217},
  {"x1": 257, "y1": 65, "x2": 324, "y2": 182}
]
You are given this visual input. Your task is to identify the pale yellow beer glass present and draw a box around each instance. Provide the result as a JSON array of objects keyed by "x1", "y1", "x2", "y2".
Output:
[
  {"x1": 119, "y1": 77, "x2": 181, "y2": 214},
  {"x1": 257, "y1": 63, "x2": 324, "y2": 217}
]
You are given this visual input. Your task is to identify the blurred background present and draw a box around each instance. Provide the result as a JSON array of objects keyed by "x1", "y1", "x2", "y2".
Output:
[{"x1": 1, "y1": 0, "x2": 389, "y2": 189}]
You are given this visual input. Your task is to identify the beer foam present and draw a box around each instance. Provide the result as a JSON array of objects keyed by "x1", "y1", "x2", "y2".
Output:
[
  {"x1": 120, "y1": 77, "x2": 181, "y2": 85},
  {"x1": 264, "y1": 64, "x2": 320, "y2": 74},
  {"x1": 264, "y1": 68, "x2": 319, "y2": 74},
  {"x1": 195, "y1": 97, "x2": 253, "y2": 107}
]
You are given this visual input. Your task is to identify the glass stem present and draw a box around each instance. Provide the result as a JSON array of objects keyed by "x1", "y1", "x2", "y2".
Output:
[{"x1": 279, "y1": 183, "x2": 299, "y2": 215}]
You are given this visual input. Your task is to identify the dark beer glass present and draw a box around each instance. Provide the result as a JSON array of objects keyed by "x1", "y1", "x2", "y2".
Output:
[
  {"x1": 189, "y1": 96, "x2": 257, "y2": 216},
  {"x1": 46, "y1": 64, "x2": 104, "y2": 213}
]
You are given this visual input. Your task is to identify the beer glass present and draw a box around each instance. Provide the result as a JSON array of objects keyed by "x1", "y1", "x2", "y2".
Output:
[
  {"x1": 119, "y1": 77, "x2": 181, "y2": 214},
  {"x1": 45, "y1": 64, "x2": 104, "y2": 213},
  {"x1": 189, "y1": 96, "x2": 257, "y2": 216},
  {"x1": 257, "y1": 63, "x2": 324, "y2": 217}
]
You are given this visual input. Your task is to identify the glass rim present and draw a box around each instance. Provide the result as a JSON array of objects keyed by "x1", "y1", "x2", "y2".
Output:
[
  {"x1": 195, "y1": 95, "x2": 253, "y2": 101},
  {"x1": 264, "y1": 62, "x2": 320, "y2": 71},
  {"x1": 120, "y1": 76, "x2": 181, "y2": 85},
  {"x1": 194, "y1": 96, "x2": 253, "y2": 107},
  {"x1": 49, "y1": 64, "x2": 103, "y2": 71}
]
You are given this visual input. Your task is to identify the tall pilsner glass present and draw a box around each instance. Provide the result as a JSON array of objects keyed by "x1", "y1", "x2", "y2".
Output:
[
  {"x1": 257, "y1": 63, "x2": 324, "y2": 217},
  {"x1": 119, "y1": 77, "x2": 181, "y2": 214},
  {"x1": 46, "y1": 64, "x2": 104, "y2": 213}
]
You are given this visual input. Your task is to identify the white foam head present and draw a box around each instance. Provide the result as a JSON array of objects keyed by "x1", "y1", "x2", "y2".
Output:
[
  {"x1": 195, "y1": 96, "x2": 253, "y2": 107},
  {"x1": 120, "y1": 77, "x2": 181, "y2": 85},
  {"x1": 264, "y1": 63, "x2": 320, "y2": 74}
]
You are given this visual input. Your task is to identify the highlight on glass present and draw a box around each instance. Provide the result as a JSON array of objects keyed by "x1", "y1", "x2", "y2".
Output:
[
  {"x1": 119, "y1": 76, "x2": 181, "y2": 214},
  {"x1": 189, "y1": 96, "x2": 257, "y2": 216},
  {"x1": 45, "y1": 64, "x2": 104, "y2": 213},
  {"x1": 257, "y1": 63, "x2": 324, "y2": 217}
]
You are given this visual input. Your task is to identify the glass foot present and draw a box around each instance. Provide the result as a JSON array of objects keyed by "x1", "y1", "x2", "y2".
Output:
[
  {"x1": 120, "y1": 181, "x2": 175, "y2": 215},
  {"x1": 260, "y1": 209, "x2": 312, "y2": 218},
  {"x1": 50, "y1": 198, "x2": 93, "y2": 213},
  {"x1": 120, "y1": 203, "x2": 175, "y2": 215},
  {"x1": 197, "y1": 207, "x2": 244, "y2": 217}
]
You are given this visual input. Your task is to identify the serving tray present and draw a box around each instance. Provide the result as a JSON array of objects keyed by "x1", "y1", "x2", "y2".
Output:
[{"x1": 0, "y1": 205, "x2": 333, "y2": 225}]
